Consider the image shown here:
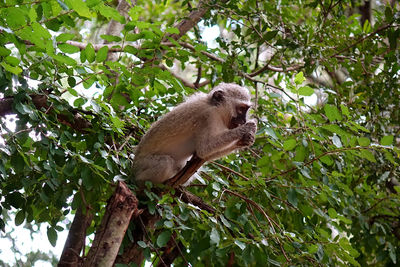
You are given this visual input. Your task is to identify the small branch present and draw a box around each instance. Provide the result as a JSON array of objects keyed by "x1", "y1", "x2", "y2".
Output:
[
  {"x1": 175, "y1": 188, "x2": 216, "y2": 214},
  {"x1": 159, "y1": 64, "x2": 210, "y2": 89},
  {"x1": 332, "y1": 23, "x2": 393, "y2": 58},
  {"x1": 267, "y1": 146, "x2": 382, "y2": 181},
  {"x1": 223, "y1": 189, "x2": 290, "y2": 262},
  {"x1": 157, "y1": 233, "x2": 186, "y2": 267},
  {"x1": 362, "y1": 197, "x2": 389, "y2": 214},
  {"x1": 211, "y1": 162, "x2": 250, "y2": 181},
  {"x1": 194, "y1": 64, "x2": 202, "y2": 88}
]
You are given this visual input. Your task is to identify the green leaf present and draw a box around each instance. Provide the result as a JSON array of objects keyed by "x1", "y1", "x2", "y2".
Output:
[
  {"x1": 308, "y1": 244, "x2": 318, "y2": 254},
  {"x1": 319, "y1": 155, "x2": 334, "y2": 165},
  {"x1": 380, "y1": 135, "x2": 393, "y2": 146},
  {"x1": 68, "y1": 77, "x2": 77, "y2": 87},
  {"x1": 287, "y1": 188, "x2": 298, "y2": 207},
  {"x1": 96, "y1": 46, "x2": 109, "y2": 62},
  {"x1": 59, "y1": 43, "x2": 80, "y2": 54},
  {"x1": 47, "y1": 227, "x2": 58, "y2": 247},
  {"x1": 137, "y1": 241, "x2": 147, "y2": 248},
  {"x1": 328, "y1": 208, "x2": 337, "y2": 218},
  {"x1": 324, "y1": 104, "x2": 342, "y2": 122},
  {"x1": 100, "y1": 35, "x2": 122, "y2": 42},
  {"x1": 210, "y1": 228, "x2": 220, "y2": 245},
  {"x1": 283, "y1": 139, "x2": 297, "y2": 151},
  {"x1": 15, "y1": 210, "x2": 25, "y2": 226},
  {"x1": 298, "y1": 86, "x2": 314, "y2": 96},
  {"x1": 52, "y1": 54, "x2": 77, "y2": 66},
  {"x1": 8, "y1": 192, "x2": 25, "y2": 208},
  {"x1": 235, "y1": 240, "x2": 246, "y2": 250},
  {"x1": 5, "y1": 56, "x2": 19, "y2": 66},
  {"x1": 0, "y1": 47, "x2": 11, "y2": 56},
  {"x1": 66, "y1": 0, "x2": 92, "y2": 18},
  {"x1": 56, "y1": 33, "x2": 76, "y2": 42},
  {"x1": 84, "y1": 43, "x2": 96, "y2": 63},
  {"x1": 32, "y1": 22, "x2": 51, "y2": 39},
  {"x1": 128, "y1": 6, "x2": 142, "y2": 21},
  {"x1": 357, "y1": 137, "x2": 370, "y2": 146},
  {"x1": 98, "y1": 4, "x2": 125, "y2": 22},
  {"x1": 156, "y1": 231, "x2": 171, "y2": 247},
  {"x1": 165, "y1": 27, "x2": 180, "y2": 35},
  {"x1": 294, "y1": 72, "x2": 305, "y2": 85},
  {"x1": 1, "y1": 62, "x2": 22, "y2": 75},
  {"x1": 340, "y1": 104, "x2": 350, "y2": 118},
  {"x1": 74, "y1": 98, "x2": 86, "y2": 107},
  {"x1": 359, "y1": 150, "x2": 376, "y2": 162},
  {"x1": 5, "y1": 7, "x2": 26, "y2": 28},
  {"x1": 263, "y1": 30, "x2": 278, "y2": 41}
]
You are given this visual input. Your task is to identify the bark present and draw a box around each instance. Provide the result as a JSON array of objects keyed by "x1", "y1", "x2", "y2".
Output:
[
  {"x1": 115, "y1": 209, "x2": 160, "y2": 265},
  {"x1": 104, "y1": 0, "x2": 133, "y2": 62},
  {"x1": 175, "y1": 188, "x2": 215, "y2": 214},
  {"x1": 165, "y1": 154, "x2": 205, "y2": 187},
  {"x1": 58, "y1": 207, "x2": 93, "y2": 267},
  {"x1": 359, "y1": 1, "x2": 371, "y2": 27},
  {"x1": 83, "y1": 181, "x2": 139, "y2": 267},
  {"x1": 166, "y1": 0, "x2": 213, "y2": 41}
]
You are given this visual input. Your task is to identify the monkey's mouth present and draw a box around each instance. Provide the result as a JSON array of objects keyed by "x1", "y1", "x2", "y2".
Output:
[{"x1": 229, "y1": 118, "x2": 245, "y2": 129}]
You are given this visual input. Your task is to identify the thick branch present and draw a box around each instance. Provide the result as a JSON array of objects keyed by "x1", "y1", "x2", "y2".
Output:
[
  {"x1": 165, "y1": 154, "x2": 205, "y2": 187},
  {"x1": 104, "y1": 0, "x2": 133, "y2": 62},
  {"x1": 83, "y1": 181, "x2": 139, "y2": 267},
  {"x1": 166, "y1": 0, "x2": 214, "y2": 41},
  {"x1": 58, "y1": 207, "x2": 93, "y2": 267}
]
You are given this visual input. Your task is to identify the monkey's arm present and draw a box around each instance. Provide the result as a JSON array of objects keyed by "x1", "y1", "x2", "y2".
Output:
[
  {"x1": 203, "y1": 128, "x2": 256, "y2": 160},
  {"x1": 196, "y1": 121, "x2": 256, "y2": 160}
]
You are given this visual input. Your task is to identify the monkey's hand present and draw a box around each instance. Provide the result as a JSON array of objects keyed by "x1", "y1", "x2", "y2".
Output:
[{"x1": 237, "y1": 120, "x2": 257, "y2": 147}]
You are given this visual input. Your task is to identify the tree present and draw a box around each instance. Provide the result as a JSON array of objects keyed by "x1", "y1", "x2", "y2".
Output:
[{"x1": 0, "y1": 0, "x2": 399, "y2": 266}]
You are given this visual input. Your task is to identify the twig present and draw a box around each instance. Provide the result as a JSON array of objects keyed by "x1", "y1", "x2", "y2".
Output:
[
  {"x1": 211, "y1": 162, "x2": 250, "y2": 181},
  {"x1": 223, "y1": 189, "x2": 290, "y2": 262}
]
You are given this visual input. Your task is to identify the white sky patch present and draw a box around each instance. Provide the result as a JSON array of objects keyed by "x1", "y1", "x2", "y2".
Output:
[
  {"x1": 0, "y1": 217, "x2": 69, "y2": 266},
  {"x1": 200, "y1": 24, "x2": 220, "y2": 48}
]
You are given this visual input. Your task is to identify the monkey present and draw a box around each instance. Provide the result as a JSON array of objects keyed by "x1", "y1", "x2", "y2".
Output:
[{"x1": 132, "y1": 83, "x2": 257, "y2": 184}]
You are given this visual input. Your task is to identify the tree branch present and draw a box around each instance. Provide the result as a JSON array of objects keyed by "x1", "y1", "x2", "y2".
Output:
[
  {"x1": 58, "y1": 207, "x2": 93, "y2": 267},
  {"x1": 83, "y1": 181, "x2": 139, "y2": 267},
  {"x1": 0, "y1": 95, "x2": 92, "y2": 133},
  {"x1": 165, "y1": 154, "x2": 205, "y2": 187},
  {"x1": 166, "y1": 0, "x2": 215, "y2": 41},
  {"x1": 159, "y1": 64, "x2": 210, "y2": 89}
]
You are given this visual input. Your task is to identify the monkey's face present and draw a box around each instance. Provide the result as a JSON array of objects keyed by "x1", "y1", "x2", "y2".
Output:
[
  {"x1": 229, "y1": 104, "x2": 250, "y2": 129},
  {"x1": 209, "y1": 84, "x2": 252, "y2": 129}
]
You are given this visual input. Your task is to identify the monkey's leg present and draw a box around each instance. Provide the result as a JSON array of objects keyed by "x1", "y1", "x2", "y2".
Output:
[{"x1": 134, "y1": 155, "x2": 183, "y2": 183}]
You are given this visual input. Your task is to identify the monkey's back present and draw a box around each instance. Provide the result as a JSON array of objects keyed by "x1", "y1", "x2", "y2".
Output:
[{"x1": 135, "y1": 92, "x2": 212, "y2": 159}]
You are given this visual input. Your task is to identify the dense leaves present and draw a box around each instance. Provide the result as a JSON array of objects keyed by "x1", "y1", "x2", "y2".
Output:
[{"x1": 0, "y1": 0, "x2": 399, "y2": 266}]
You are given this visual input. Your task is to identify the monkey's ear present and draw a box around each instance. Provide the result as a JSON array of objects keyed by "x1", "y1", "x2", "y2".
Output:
[{"x1": 211, "y1": 90, "x2": 225, "y2": 105}]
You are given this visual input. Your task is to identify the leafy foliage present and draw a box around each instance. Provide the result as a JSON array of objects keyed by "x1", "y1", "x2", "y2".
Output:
[{"x1": 0, "y1": 0, "x2": 399, "y2": 266}]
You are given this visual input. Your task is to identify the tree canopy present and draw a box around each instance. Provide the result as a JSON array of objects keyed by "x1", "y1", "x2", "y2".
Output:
[{"x1": 0, "y1": 0, "x2": 399, "y2": 266}]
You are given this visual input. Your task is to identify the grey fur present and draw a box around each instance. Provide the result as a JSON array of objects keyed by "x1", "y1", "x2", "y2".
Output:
[{"x1": 132, "y1": 83, "x2": 257, "y2": 184}]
